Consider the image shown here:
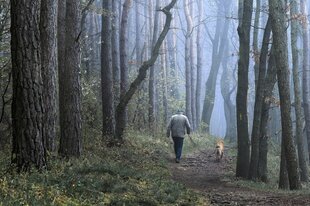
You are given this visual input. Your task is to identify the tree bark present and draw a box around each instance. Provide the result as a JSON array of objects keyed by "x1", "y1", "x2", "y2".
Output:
[
  {"x1": 148, "y1": 0, "x2": 159, "y2": 133},
  {"x1": 57, "y1": 0, "x2": 66, "y2": 151},
  {"x1": 236, "y1": 0, "x2": 252, "y2": 178},
  {"x1": 184, "y1": 0, "x2": 193, "y2": 125},
  {"x1": 161, "y1": 39, "x2": 168, "y2": 126},
  {"x1": 135, "y1": 0, "x2": 141, "y2": 66},
  {"x1": 253, "y1": 0, "x2": 261, "y2": 90},
  {"x1": 11, "y1": 0, "x2": 47, "y2": 171},
  {"x1": 189, "y1": 2, "x2": 196, "y2": 130},
  {"x1": 118, "y1": 0, "x2": 132, "y2": 139},
  {"x1": 112, "y1": 0, "x2": 120, "y2": 107},
  {"x1": 290, "y1": 0, "x2": 309, "y2": 182},
  {"x1": 269, "y1": 0, "x2": 301, "y2": 190},
  {"x1": 58, "y1": 0, "x2": 82, "y2": 158},
  {"x1": 101, "y1": 0, "x2": 115, "y2": 136},
  {"x1": 279, "y1": 139, "x2": 290, "y2": 189},
  {"x1": 40, "y1": 0, "x2": 58, "y2": 152},
  {"x1": 196, "y1": 0, "x2": 203, "y2": 128},
  {"x1": 221, "y1": 47, "x2": 237, "y2": 142},
  {"x1": 300, "y1": 0, "x2": 310, "y2": 163},
  {"x1": 258, "y1": 48, "x2": 277, "y2": 182},
  {"x1": 248, "y1": 18, "x2": 271, "y2": 180},
  {"x1": 114, "y1": 0, "x2": 177, "y2": 140}
]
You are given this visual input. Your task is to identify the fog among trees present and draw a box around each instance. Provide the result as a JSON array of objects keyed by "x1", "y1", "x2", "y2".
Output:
[{"x1": 1, "y1": 0, "x2": 310, "y2": 204}]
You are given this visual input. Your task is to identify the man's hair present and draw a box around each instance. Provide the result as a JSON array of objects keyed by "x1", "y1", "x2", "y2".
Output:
[{"x1": 176, "y1": 109, "x2": 184, "y2": 114}]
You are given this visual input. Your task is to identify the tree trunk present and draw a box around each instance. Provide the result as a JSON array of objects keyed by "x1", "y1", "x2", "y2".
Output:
[
  {"x1": 114, "y1": 0, "x2": 177, "y2": 140},
  {"x1": 201, "y1": 1, "x2": 231, "y2": 133},
  {"x1": 258, "y1": 47, "x2": 277, "y2": 182},
  {"x1": 161, "y1": 39, "x2": 168, "y2": 126},
  {"x1": 135, "y1": 1, "x2": 141, "y2": 66},
  {"x1": 183, "y1": 0, "x2": 193, "y2": 125},
  {"x1": 221, "y1": 47, "x2": 237, "y2": 142},
  {"x1": 290, "y1": 0, "x2": 309, "y2": 182},
  {"x1": 167, "y1": 14, "x2": 179, "y2": 99},
  {"x1": 101, "y1": 0, "x2": 115, "y2": 137},
  {"x1": 57, "y1": 0, "x2": 66, "y2": 151},
  {"x1": 253, "y1": 0, "x2": 261, "y2": 90},
  {"x1": 40, "y1": 0, "x2": 58, "y2": 152},
  {"x1": 236, "y1": 0, "x2": 252, "y2": 178},
  {"x1": 300, "y1": 0, "x2": 310, "y2": 163},
  {"x1": 248, "y1": 18, "x2": 271, "y2": 180},
  {"x1": 11, "y1": 0, "x2": 47, "y2": 171},
  {"x1": 118, "y1": 0, "x2": 132, "y2": 139},
  {"x1": 148, "y1": 0, "x2": 159, "y2": 133},
  {"x1": 190, "y1": 2, "x2": 196, "y2": 131},
  {"x1": 112, "y1": 0, "x2": 121, "y2": 107},
  {"x1": 58, "y1": 0, "x2": 82, "y2": 158},
  {"x1": 269, "y1": 0, "x2": 301, "y2": 190},
  {"x1": 279, "y1": 139, "x2": 290, "y2": 189},
  {"x1": 196, "y1": 0, "x2": 203, "y2": 128}
]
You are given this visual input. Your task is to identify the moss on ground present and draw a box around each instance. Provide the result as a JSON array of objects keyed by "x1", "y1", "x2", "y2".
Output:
[{"x1": 0, "y1": 130, "x2": 209, "y2": 205}]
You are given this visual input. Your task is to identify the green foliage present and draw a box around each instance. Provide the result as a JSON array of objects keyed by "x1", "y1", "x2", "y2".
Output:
[
  {"x1": 81, "y1": 76, "x2": 102, "y2": 132},
  {"x1": 0, "y1": 131, "x2": 209, "y2": 205}
]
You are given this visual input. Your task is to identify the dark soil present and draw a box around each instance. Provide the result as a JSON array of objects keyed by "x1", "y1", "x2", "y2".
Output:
[{"x1": 168, "y1": 149, "x2": 310, "y2": 206}]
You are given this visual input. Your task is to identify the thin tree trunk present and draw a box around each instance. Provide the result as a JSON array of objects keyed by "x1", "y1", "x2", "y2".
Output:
[
  {"x1": 269, "y1": 0, "x2": 301, "y2": 190},
  {"x1": 300, "y1": 0, "x2": 310, "y2": 163},
  {"x1": 148, "y1": 0, "x2": 159, "y2": 134},
  {"x1": 236, "y1": 0, "x2": 252, "y2": 178},
  {"x1": 101, "y1": 0, "x2": 115, "y2": 136},
  {"x1": 253, "y1": 0, "x2": 261, "y2": 90},
  {"x1": 221, "y1": 47, "x2": 237, "y2": 142},
  {"x1": 184, "y1": 0, "x2": 193, "y2": 125},
  {"x1": 249, "y1": 18, "x2": 271, "y2": 180},
  {"x1": 201, "y1": 1, "x2": 231, "y2": 133},
  {"x1": 112, "y1": 0, "x2": 121, "y2": 107},
  {"x1": 40, "y1": 0, "x2": 58, "y2": 152},
  {"x1": 162, "y1": 40, "x2": 168, "y2": 126},
  {"x1": 11, "y1": 0, "x2": 47, "y2": 171},
  {"x1": 290, "y1": 0, "x2": 309, "y2": 182},
  {"x1": 196, "y1": 0, "x2": 203, "y2": 128},
  {"x1": 258, "y1": 47, "x2": 277, "y2": 182},
  {"x1": 135, "y1": 0, "x2": 141, "y2": 66},
  {"x1": 58, "y1": 0, "x2": 82, "y2": 157},
  {"x1": 114, "y1": 0, "x2": 177, "y2": 140},
  {"x1": 118, "y1": 0, "x2": 132, "y2": 139},
  {"x1": 167, "y1": 14, "x2": 179, "y2": 99},
  {"x1": 190, "y1": 2, "x2": 196, "y2": 131}
]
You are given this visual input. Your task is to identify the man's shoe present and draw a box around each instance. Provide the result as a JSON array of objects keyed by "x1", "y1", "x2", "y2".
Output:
[{"x1": 175, "y1": 158, "x2": 180, "y2": 163}]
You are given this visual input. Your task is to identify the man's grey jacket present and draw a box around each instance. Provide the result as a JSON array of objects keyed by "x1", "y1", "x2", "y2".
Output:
[{"x1": 166, "y1": 114, "x2": 191, "y2": 138}]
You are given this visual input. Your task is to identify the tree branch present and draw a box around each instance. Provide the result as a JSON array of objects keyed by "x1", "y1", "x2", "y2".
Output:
[{"x1": 114, "y1": 0, "x2": 178, "y2": 140}]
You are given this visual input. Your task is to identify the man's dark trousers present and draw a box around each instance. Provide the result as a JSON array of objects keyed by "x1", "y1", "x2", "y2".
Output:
[{"x1": 172, "y1": 137, "x2": 184, "y2": 160}]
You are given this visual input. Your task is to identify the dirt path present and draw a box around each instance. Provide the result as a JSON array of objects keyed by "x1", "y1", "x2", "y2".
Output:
[{"x1": 168, "y1": 149, "x2": 310, "y2": 206}]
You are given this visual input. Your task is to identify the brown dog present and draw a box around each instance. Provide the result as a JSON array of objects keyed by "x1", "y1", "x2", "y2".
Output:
[{"x1": 215, "y1": 140, "x2": 224, "y2": 162}]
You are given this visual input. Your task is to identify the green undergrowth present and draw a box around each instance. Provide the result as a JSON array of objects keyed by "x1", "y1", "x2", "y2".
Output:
[{"x1": 0, "y1": 130, "x2": 209, "y2": 205}]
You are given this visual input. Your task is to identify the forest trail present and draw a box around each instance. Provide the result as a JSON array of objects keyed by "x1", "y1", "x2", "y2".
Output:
[{"x1": 168, "y1": 148, "x2": 310, "y2": 206}]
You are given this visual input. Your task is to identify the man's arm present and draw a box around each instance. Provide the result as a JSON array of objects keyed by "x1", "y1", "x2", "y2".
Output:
[
  {"x1": 185, "y1": 116, "x2": 191, "y2": 135},
  {"x1": 166, "y1": 118, "x2": 172, "y2": 137}
]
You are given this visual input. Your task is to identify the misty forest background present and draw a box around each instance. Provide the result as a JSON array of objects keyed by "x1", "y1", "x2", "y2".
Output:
[{"x1": 1, "y1": 0, "x2": 310, "y2": 205}]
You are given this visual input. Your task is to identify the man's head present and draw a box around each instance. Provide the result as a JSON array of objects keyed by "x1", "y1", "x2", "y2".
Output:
[{"x1": 176, "y1": 109, "x2": 184, "y2": 114}]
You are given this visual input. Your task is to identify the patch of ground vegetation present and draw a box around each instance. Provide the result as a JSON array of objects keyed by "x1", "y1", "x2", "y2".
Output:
[
  {"x1": 227, "y1": 140, "x2": 310, "y2": 194},
  {"x1": 0, "y1": 129, "x2": 209, "y2": 205}
]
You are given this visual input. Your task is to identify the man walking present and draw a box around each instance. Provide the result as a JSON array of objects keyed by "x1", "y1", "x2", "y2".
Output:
[{"x1": 166, "y1": 110, "x2": 191, "y2": 163}]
